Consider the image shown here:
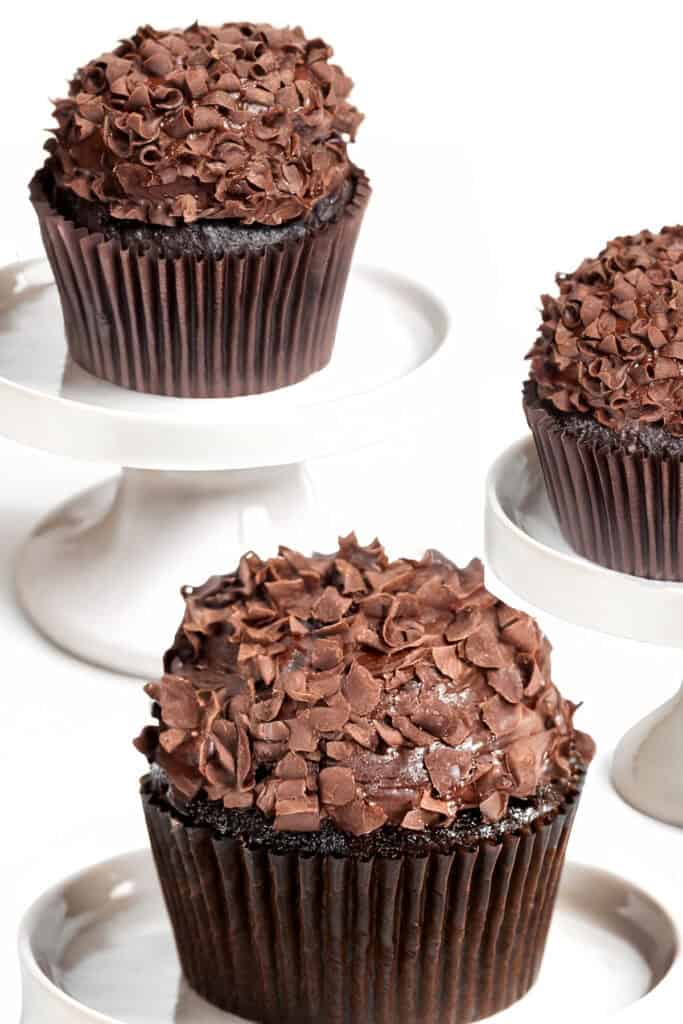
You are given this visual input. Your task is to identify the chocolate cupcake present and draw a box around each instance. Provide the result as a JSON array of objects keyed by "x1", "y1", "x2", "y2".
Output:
[
  {"x1": 526, "y1": 227, "x2": 683, "y2": 580},
  {"x1": 31, "y1": 23, "x2": 369, "y2": 397},
  {"x1": 135, "y1": 534, "x2": 594, "y2": 1024}
]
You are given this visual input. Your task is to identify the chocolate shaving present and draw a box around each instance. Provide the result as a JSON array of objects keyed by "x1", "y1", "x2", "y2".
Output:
[
  {"x1": 318, "y1": 766, "x2": 356, "y2": 806},
  {"x1": 343, "y1": 661, "x2": 382, "y2": 715}
]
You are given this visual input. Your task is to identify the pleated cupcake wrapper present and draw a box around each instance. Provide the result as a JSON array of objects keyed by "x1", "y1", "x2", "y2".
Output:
[
  {"x1": 142, "y1": 785, "x2": 580, "y2": 1024},
  {"x1": 29, "y1": 171, "x2": 369, "y2": 397},
  {"x1": 525, "y1": 398, "x2": 683, "y2": 580}
]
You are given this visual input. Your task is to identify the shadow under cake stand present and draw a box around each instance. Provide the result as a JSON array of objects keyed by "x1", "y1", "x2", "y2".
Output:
[
  {"x1": 0, "y1": 259, "x2": 450, "y2": 679},
  {"x1": 485, "y1": 436, "x2": 683, "y2": 828}
]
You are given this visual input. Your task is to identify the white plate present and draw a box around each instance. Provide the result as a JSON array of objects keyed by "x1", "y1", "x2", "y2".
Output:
[
  {"x1": 19, "y1": 849, "x2": 678, "y2": 1023},
  {"x1": 0, "y1": 260, "x2": 450, "y2": 470},
  {"x1": 485, "y1": 437, "x2": 683, "y2": 648}
]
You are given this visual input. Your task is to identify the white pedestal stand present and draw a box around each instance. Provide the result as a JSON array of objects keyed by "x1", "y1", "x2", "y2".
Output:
[
  {"x1": 485, "y1": 437, "x2": 683, "y2": 828},
  {"x1": 611, "y1": 684, "x2": 683, "y2": 828},
  {"x1": 1, "y1": 260, "x2": 450, "y2": 677}
]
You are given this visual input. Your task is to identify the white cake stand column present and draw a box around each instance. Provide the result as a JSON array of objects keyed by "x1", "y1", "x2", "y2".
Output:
[
  {"x1": 1, "y1": 260, "x2": 451, "y2": 677},
  {"x1": 485, "y1": 436, "x2": 683, "y2": 829},
  {"x1": 612, "y1": 684, "x2": 683, "y2": 828},
  {"x1": 16, "y1": 464, "x2": 320, "y2": 679}
]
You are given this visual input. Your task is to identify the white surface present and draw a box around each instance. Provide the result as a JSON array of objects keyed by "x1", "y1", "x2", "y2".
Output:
[
  {"x1": 485, "y1": 437, "x2": 683, "y2": 649},
  {"x1": 19, "y1": 851, "x2": 679, "y2": 1024},
  {"x1": 0, "y1": 262, "x2": 449, "y2": 470},
  {"x1": 613, "y1": 684, "x2": 683, "y2": 829},
  {"x1": 4, "y1": 2, "x2": 683, "y2": 1020}
]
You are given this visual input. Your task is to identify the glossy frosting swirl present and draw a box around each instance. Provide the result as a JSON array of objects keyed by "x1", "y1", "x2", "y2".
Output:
[
  {"x1": 47, "y1": 22, "x2": 362, "y2": 226},
  {"x1": 135, "y1": 535, "x2": 594, "y2": 835},
  {"x1": 528, "y1": 227, "x2": 683, "y2": 433}
]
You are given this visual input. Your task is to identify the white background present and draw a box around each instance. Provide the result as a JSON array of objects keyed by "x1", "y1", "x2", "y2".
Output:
[{"x1": 2, "y1": 1, "x2": 683, "y2": 1019}]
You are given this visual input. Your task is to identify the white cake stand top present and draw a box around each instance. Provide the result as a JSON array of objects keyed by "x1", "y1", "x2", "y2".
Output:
[
  {"x1": 0, "y1": 260, "x2": 450, "y2": 470},
  {"x1": 18, "y1": 849, "x2": 679, "y2": 1023},
  {"x1": 485, "y1": 436, "x2": 683, "y2": 650},
  {"x1": 486, "y1": 439, "x2": 683, "y2": 832}
]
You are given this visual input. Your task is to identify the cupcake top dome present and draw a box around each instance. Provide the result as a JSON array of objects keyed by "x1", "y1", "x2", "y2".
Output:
[
  {"x1": 47, "y1": 22, "x2": 363, "y2": 226},
  {"x1": 528, "y1": 227, "x2": 683, "y2": 434},
  {"x1": 135, "y1": 535, "x2": 593, "y2": 836}
]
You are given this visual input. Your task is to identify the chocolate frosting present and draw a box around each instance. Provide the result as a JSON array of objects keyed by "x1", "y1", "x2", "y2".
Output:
[
  {"x1": 47, "y1": 22, "x2": 362, "y2": 226},
  {"x1": 135, "y1": 535, "x2": 594, "y2": 835},
  {"x1": 528, "y1": 227, "x2": 683, "y2": 433}
]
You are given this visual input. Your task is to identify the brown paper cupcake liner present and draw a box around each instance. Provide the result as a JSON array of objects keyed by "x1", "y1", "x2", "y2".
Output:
[
  {"x1": 30, "y1": 170, "x2": 369, "y2": 398},
  {"x1": 525, "y1": 397, "x2": 683, "y2": 580},
  {"x1": 142, "y1": 784, "x2": 580, "y2": 1024}
]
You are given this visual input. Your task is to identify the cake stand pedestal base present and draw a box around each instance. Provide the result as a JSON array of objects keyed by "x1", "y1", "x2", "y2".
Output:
[
  {"x1": 612, "y1": 684, "x2": 683, "y2": 828},
  {"x1": 16, "y1": 464, "x2": 321, "y2": 678}
]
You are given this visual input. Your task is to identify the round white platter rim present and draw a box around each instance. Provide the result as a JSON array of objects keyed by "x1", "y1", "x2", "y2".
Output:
[
  {"x1": 18, "y1": 849, "x2": 145, "y2": 1024},
  {"x1": 485, "y1": 436, "x2": 683, "y2": 646},
  {"x1": 0, "y1": 260, "x2": 451, "y2": 470},
  {"x1": 18, "y1": 846, "x2": 682, "y2": 1024}
]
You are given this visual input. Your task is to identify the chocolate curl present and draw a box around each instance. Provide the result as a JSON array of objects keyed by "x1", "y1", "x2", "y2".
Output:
[
  {"x1": 30, "y1": 168, "x2": 369, "y2": 397},
  {"x1": 142, "y1": 780, "x2": 581, "y2": 1024},
  {"x1": 526, "y1": 396, "x2": 683, "y2": 580}
]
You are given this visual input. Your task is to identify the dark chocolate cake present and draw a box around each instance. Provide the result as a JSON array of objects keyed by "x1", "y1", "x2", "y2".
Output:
[{"x1": 48, "y1": 171, "x2": 357, "y2": 259}]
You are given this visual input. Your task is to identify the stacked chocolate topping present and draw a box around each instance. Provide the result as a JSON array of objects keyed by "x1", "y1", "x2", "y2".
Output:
[
  {"x1": 136, "y1": 535, "x2": 593, "y2": 835},
  {"x1": 528, "y1": 227, "x2": 683, "y2": 434},
  {"x1": 47, "y1": 22, "x2": 363, "y2": 226}
]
